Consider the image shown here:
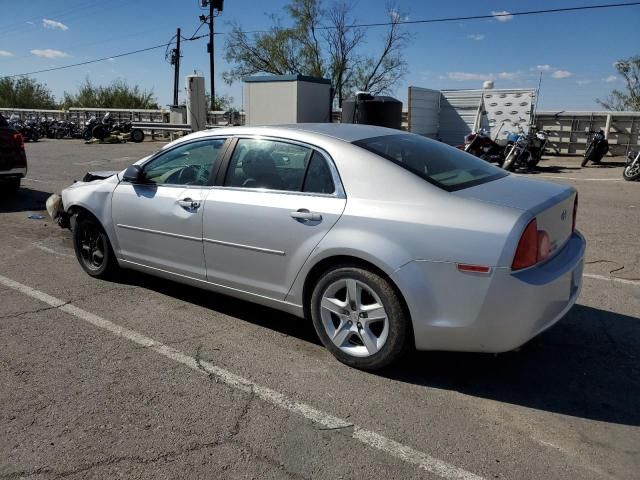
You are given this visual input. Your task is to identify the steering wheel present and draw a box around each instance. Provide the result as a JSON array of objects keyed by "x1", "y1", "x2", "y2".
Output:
[{"x1": 175, "y1": 164, "x2": 210, "y2": 185}]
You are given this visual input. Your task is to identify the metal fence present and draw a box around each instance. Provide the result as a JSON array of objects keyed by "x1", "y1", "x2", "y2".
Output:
[{"x1": 534, "y1": 111, "x2": 640, "y2": 155}]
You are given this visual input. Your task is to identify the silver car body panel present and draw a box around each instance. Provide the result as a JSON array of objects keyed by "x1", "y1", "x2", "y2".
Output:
[{"x1": 60, "y1": 124, "x2": 585, "y2": 353}]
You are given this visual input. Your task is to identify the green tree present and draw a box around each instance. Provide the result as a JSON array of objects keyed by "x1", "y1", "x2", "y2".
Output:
[
  {"x1": 62, "y1": 78, "x2": 158, "y2": 109},
  {"x1": 597, "y1": 56, "x2": 640, "y2": 111},
  {"x1": 0, "y1": 77, "x2": 58, "y2": 109},
  {"x1": 223, "y1": 0, "x2": 410, "y2": 106}
]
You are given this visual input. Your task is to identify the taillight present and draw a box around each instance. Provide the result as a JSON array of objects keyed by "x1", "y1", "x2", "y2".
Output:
[
  {"x1": 572, "y1": 194, "x2": 578, "y2": 232},
  {"x1": 512, "y1": 219, "x2": 538, "y2": 270},
  {"x1": 12, "y1": 132, "x2": 24, "y2": 149},
  {"x1": 512, "y1": 219, "x2": 551, "y2": 270}
]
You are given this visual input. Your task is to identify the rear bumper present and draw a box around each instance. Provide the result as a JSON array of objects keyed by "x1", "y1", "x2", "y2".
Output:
[
  {"x1": 0, "y1": 167, "x2": 27, "y2": 178},
  {"x1": 393, "y1": 231, "x2": 586, "y2": 353}
]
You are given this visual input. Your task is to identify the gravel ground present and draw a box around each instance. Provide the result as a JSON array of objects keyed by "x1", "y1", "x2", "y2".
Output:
[{"x1": 1, "y1": 139, "x2": 638, "y2": 480}]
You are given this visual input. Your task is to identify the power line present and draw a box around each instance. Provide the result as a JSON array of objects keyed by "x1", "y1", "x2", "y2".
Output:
[
  {"x1": 2, "y1": 1, "x2": 638, "y2": 79},
  {"x1": 339, "y1": 1, "x2": 640, "y2": 29}
]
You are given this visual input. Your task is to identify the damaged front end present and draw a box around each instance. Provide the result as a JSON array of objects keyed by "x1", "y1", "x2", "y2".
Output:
[
  {"x1": 46, "y1": 170, "x2": 119, "y2": 228},
  {"x1": 45, "y1": 193, "x2": 69, "y2": 228}
]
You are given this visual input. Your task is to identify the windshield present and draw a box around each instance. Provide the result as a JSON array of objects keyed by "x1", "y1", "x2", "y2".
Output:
[{"x1": 353, "y1": 134, "x2": 507, "y2": 192}]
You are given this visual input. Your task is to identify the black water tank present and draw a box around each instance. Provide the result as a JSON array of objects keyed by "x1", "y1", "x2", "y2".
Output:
[{"x1": 342, "y1": 94, "x2": 402, "y2": 129}]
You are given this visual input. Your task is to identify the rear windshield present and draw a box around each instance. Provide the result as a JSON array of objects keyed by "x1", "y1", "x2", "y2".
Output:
[{"x1": 353, "y1": 134, "x2": 507, "y2": 191}]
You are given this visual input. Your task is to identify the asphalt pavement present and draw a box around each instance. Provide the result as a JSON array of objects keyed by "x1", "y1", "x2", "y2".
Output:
[{"x1": 1, "y1": 139, "x2": 639, "y2": 479}]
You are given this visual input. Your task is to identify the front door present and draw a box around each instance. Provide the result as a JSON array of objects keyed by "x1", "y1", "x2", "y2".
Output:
[
  {"x1": 202, "y1": 137, "x2": 346, "y2": 299},
  {"x1": 111, "y1": 137, "x2": 227, "y2": 279}
]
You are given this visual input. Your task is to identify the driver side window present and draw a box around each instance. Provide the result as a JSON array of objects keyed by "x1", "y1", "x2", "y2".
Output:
[{"x1": 143, "y1": 138, "x2": 227, "y2": 186}]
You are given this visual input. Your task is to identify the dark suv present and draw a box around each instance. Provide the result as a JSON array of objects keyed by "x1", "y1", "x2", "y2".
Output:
[{"x1": 0, "y1": 114, "x2": 27, "y2": 195}]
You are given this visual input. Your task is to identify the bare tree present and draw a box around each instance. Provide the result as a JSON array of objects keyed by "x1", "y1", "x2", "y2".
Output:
[
  {"x1": 597, "y1": 56, "x2": 640, "y2": 111},
  {"x1": 223, "y1": 0, "x2": 411, "y2": 105}
]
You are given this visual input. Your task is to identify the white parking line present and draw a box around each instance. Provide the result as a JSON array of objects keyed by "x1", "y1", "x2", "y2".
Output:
[
  {"x1": 534, "y1": 175, "x2": 622, "y2": 181},
  {"x1": 583, "y1": 273, "x2": 640, "y2": 287},
  {"x1": 0, "y1": 274, "x2": 484, "y2": 480},
  {"x1": 22, "y1": 177, "x2": 48, "y2": 184}
]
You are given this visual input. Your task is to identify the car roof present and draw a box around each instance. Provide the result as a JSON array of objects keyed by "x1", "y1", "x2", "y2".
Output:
[{"x1": 179, "y1": 123, "x2": 403, "y2": 145}]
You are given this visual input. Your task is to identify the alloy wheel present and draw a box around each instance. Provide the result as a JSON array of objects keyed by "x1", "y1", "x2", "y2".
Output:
[
  {"x1": 78, "y1": 223, "x2": 105, "y2": 271},
  {"x1": 319, "y1": 278, "x2": 389, "y2": 358}
]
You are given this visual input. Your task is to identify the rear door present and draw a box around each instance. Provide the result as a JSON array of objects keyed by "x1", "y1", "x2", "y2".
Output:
[
  {"x1": 111, "y1": 137, "x2": 228, "y2": 279},
  {"x1": 202, "y1": 137, "x2": 346, "y2": 299}
]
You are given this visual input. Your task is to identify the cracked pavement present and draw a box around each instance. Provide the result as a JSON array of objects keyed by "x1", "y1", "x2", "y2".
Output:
[{"x1": 1, "y1": 140, "x2": 639, "y2": 479}]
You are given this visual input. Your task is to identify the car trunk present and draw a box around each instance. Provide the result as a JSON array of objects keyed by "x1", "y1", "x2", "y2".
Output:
[
  {"x1": 0, "y1": 128, "x2": 26, "y2": 172},
  {"x1": 453, "y1": 174, "x2": 576, "y2": 258}
]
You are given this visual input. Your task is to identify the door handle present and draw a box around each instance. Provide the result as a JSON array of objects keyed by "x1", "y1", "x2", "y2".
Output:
[
  {"x1": 290, "y1": 209, "x2": 322, "y2": 222},
  {"x1": 178, "y1": 197, "x2": 200, "y2": 209}
]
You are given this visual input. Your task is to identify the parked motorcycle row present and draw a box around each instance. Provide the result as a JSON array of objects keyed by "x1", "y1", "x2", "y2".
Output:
[
  {"x1": 460, "y1": 126, "x2": 638, "y2": 181},
  {"x1": 5, "y1": 112, "x2": 145, "y2": 143}
]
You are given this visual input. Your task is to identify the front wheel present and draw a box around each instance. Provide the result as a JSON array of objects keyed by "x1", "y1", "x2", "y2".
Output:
[
  {"x1": 502, "y1": 146, "x2": 518, "y2": 171},
  {"x1": 623, "y1": 161, "x2": 640, "y2": 181},
  {"x1": 310, "y1": 266, "x2": 410, "y2": 370},
  {"x1": 581, "y1": 144, "x2": 594, "y2": 167},
  {"x1": 82, "y1": 129, "x2": 93, "y2": 141},
  {"x1": 72, "y1": 213, "x2": 118, "y2": 278}
]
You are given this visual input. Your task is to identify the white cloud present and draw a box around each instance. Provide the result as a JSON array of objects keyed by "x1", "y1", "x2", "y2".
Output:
[
  {"x1": 533, "y1": 64, "x2": 552, "y2": 72},
  {"x1": 107, "y1": 57, "x2": 116, "y2": 62},
  {"x1": 492, "y1": 11, "x2": 513, "y2": 22},
  {"x1": 30, "y1": 48, "x2": 69, "y2": 58},
  {"x1": 604, "y1": 75, "x2": 617, "y2": 83},
  {"x1": 576, "y1": 79, "x2": 592, "y2": 86},
  {"x1": 467, "y1": 34, "x2": 485, "y2": 41},
  {"x1": 446, "y1": 71, "x2": 520, "y2": 82},
  {"x1": 26, "y1": 21, "x2": 34, "y2": 25},
  {"x1": 0, "y1": 50, "x2": 14, "y2": 57},
  {"x1": 42, "y1": 18, "x2": 68, "y2": 31},
  {"x1": 389, "y1": 9, "x2": 409, "y2": 22},
  {"x1": 551, "y1": 70, "x2": 572, "y2": 79}
]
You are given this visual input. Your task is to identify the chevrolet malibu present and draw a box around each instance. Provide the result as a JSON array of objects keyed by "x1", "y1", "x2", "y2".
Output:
[{"x1": 49, "y1": 124, "x2": 585, "y2": 370}]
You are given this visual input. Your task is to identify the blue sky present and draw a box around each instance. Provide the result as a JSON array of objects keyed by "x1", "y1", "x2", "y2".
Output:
[{"x1": 0, "y1": 0, "x2": 637, "y2": 111}]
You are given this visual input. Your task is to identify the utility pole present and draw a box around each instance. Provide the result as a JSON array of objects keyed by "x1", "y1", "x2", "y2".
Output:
[
  {"x1": 200, "y1": 0, "x2": 223, "y2": 110},
  {"x1": 172, "y1": 28, "x2": 181, "y2": 106},
  {"x1": 208, "y1": 1, "x2": 214, "y2": 110}
]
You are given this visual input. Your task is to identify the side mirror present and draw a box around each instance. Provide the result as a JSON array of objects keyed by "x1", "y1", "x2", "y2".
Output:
[{"x1": 122, "y1": 164, "x2": 144, "y2": 183}]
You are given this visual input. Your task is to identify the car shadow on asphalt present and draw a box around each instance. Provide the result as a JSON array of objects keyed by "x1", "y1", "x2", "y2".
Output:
[
  {"x1": 386, "y1": 304, "x2": 640, "y2": 427},
  {"x1": 0, "y1": 187, "x2": 52, "y2": 213},
  {"x1": 111, "y1": 270, "x2": 640, "y2": 426}
]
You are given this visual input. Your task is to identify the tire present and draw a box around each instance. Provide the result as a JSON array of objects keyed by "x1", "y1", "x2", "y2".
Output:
[
  {"x1": 623, "y1": 162, "x2": 640, "y2": 181},
  {"x1": 502, "y1": 147, "x2": 517, "y2": 171},
  {"x1": 581, "y1": 144, "x2": 594, "y2": 167},
  {"x1": 82, "y1": 129, "x2": 93, "y2": 141},
  {"x1": 1, "y1": 178, "x2": 20, "y2": 196},
  {"x1": 130, "y1": 129, "x2": 145, "y2": 143},
  {"x1": 72, "y1": 213, "x2": 118, "y2": 279},
  {"x1": 310, "y1": 266, "x2": 410, "y2": 370},
  {"x1": 92, "y1": 124, "x2": 108, "y2": 140}
]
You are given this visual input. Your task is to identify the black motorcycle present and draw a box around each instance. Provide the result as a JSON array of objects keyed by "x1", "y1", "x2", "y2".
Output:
[
  {"x1": 623, "y1": 150, "x2": 640, "y2": 181},
  {"x1": 82, "y1": 116, "x2": 98, "y2": 140},
  {"x1": 9, "y1": 115, "x2": 41, "y2": 142},
  {"x1": 581, "y1": 129, "x2": 609, "y2": 167},
  {"x1": 527, "y1": 128, "x2": 551, "y2": 168}
]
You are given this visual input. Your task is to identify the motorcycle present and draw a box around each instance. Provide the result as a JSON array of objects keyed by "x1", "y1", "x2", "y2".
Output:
[
  {"x1": 581, "y1": 128, "x2": 609, "y2": 167},
  {"x1": 623, "y1": 150, "x2": 640, "y2": 181},
  {"x1": 502, "y1": 129, "x2": 533, "y2": 172},
  {"x1": 9, "y1": 115, "x2": 41, "y2": 142},
  {"x1": 82, "y1": 116, "x2": 98, "y2": 141},
  {"x1": 527, "y1": 128, "x2": 551, "y2": 168},
  {"x1": 462, "y1": 128, "x2": 505, "y2": 165},
  {"x1": 92, "y1": 112, "x2": 139, "y2": 142}
]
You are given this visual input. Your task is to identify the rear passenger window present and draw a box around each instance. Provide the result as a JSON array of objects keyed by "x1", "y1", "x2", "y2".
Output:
[
  {"x1": 224, "y1": 138, "x2": 310, "y2": 191},
  {"x1": 224, "y1": 138, "x2": 335, "y2": 195},
  {"x1": 303, "y1": 151, "x2": 334, "y2": 194}
]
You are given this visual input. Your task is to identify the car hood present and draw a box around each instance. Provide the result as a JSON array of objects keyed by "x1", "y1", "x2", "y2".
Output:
[{"x1": 452, "y1": 174, "x2": 573, "y2": 215}]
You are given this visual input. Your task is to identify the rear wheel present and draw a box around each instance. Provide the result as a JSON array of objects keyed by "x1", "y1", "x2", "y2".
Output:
[
  {"x1": 310, "y1": 266, "x2": 410, "y2": 370},
  {"x1": 130, "y1": 129, "x2": 145, "y2": 143},
  {"x1": 1, "y1": 178, "x2": 20, "y2": 196},
  {"x1": 72, "y1": 213, "x2": 118, "y2": 278}
]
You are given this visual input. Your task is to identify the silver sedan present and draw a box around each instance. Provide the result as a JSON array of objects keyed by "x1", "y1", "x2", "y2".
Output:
[{"x1": 50, "y1": 124, "x2": 585, "y2": 370}]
